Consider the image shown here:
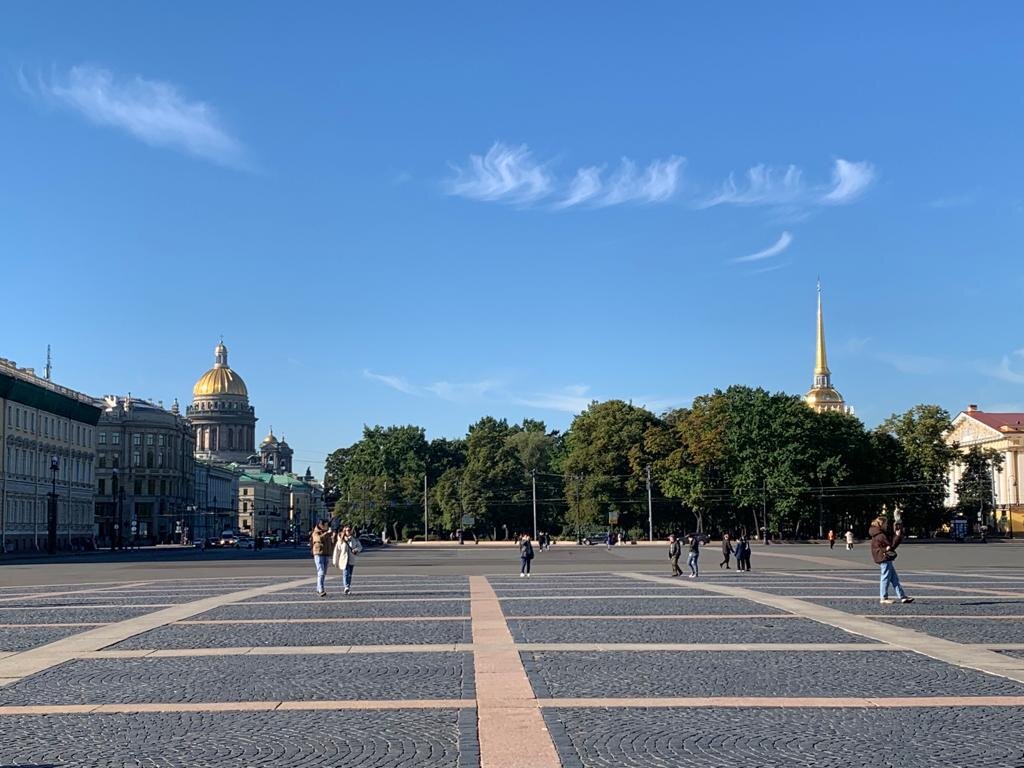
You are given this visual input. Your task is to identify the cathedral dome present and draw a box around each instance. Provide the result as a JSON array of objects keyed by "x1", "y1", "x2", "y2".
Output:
[
  {"x1": 193, "y1": 342, "x2": 249, "y2": 398},
  {"x1": 261, "y1": 430, "x2": 278, "y2": 446}
]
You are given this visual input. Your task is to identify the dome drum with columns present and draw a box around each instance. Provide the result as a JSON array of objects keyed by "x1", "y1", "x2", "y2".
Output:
[{"x1": 187, "y1": 342, "x2": 258, "y2": 463}]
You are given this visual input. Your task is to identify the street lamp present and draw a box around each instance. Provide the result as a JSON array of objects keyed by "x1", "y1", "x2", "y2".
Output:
[{"x1": 47, "y1": 455, "x2": 59, "y2": 554}]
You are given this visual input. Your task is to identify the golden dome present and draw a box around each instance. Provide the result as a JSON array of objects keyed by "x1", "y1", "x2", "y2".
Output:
[
  {"x1": 192, "y1": 341, "x2": 249, "y2": 398},
  {"x1": 261, "y1": 429, "x2": 278, "y2": 446},
  {"x1": 193, "y1": 367, "x2": 248, "y2": 398}
]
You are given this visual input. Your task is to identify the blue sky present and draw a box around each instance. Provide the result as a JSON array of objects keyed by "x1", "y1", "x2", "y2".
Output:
[{"x1": 3, "y1": 3, "x2": 1024, "y2": 478}]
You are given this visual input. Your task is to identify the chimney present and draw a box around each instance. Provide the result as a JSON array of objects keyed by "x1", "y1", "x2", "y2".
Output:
[{"x1": 967, "y1": 404, "x2": 978, "y2": 412}]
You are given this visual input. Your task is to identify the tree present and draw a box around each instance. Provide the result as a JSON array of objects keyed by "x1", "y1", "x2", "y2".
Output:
[
  {"x1": 880, "y1": 405, "x2": 958, "y2": 531},
  {"x1": 955, "y1": 446, "x2": 1004, "y2": 525},
  {"x1": 563, "y1": 400, "x2": 661, "y2": 535}
]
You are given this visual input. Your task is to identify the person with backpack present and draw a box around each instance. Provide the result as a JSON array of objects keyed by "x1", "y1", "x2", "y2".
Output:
[
  {"x1": 332, "y1": 523, "x2": 362, "y2": 595},
  {"x1": 310, "y1": 519, "x2": 335, "y2": 598},
  {"x1": 519, "y1": 533, "x2": 535, "y2": 577},
  {"x1": 869, "y1": 516, "x2": 913, "y2": 605},
  {"x1": 668, "y1": 534, "x2": 682, "y2": 577},
  {"x1": 685, "y1": 533, "x2": 702, "y2": 578},
  {"x1": 828, "y1": 529, "x2": 837, "y2": 550}
]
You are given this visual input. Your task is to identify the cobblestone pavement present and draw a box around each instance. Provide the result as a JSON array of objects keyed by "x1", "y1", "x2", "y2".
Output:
[
  {"x1": 507, "y1": 616, "x2": 871, "y2": 644},
  {"x1": 0, "y1": 709, "x2": 472, "y2": 768},
  {"x1": 1, "y1": 556, "x2": 1022, "y2": 767},
  {"x1": 0, "y1": 652, "x2": 475, "y2": 705},
  {"x1": 111, "y1": 617, "x2": 474, "y2": 649},
  {"x1": 542, "y1": 706, "x2": 1024, "y2": 767}
]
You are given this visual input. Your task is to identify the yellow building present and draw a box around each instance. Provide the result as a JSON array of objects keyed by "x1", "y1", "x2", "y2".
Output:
[
  {"x1": 945, "y1": 405, "x2": 1024, "y2": 534},
  {"x1": 804, "y1": 282, "x2": 849, "y2": 414}
]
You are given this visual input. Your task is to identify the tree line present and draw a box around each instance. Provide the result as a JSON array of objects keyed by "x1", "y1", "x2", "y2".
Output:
[{"x1": 323, "y1": 385, "x2": 997, "y2": 540}]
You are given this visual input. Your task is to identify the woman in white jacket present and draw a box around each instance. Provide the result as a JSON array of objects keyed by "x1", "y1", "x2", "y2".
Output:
[{"x1": 332, "y1": 524, "x2": 361, "y2": 595}]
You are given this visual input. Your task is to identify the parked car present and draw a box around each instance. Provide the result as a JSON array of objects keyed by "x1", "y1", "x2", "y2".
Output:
[
  {"x1": 218, "y1": 534, "x2": 238, "y2": 547},
  {"x1": 235, "y1": 536, "x2": 255, "y2": 550},
  {"x1": 358, "y1": 534, "x2": 383, "y2": 548}
]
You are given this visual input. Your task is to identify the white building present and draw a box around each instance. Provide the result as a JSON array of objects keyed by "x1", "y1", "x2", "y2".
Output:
[{"x1": 1, "y1": 357, "x2": 101, "y2": 553}]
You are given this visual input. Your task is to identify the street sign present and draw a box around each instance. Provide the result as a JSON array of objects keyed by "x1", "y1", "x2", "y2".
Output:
[{"x1": 461, "y1": 514, "x2": 475, "y2": 527}]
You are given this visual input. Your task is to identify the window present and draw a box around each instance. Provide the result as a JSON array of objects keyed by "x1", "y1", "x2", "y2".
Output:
[
  {"x1": 112, "y1": 432, "x2": 121, "y2": 445},
  {"x1": 160, "y1": 479, "x2": 166, "y2": 495},
  {"x1": 158, "y1": 435, "x2": 165, "y2": 447},
  {"x1": 132, "y1": 433, "x2": 141, "y2": 446},
  {"x1": 146, "y1": 434, "x2": 154, "y2": 446},
  {"x1": 133, "y1": 451, "x2": 141, "y2": 467},
  {"x1": 98, "y1": 478, "x2": 106, "y2": 495},
  {"x1": 98, "y1": 456, "x2": 107, "y2": 469},
  {"x1": 147, "y1": 479, "x2": 156, "y2": 496},
  {"x1": 134, "y1": 479, "x2": 142, "y2": 495},
  {"x1": 99, "y1": 432, "x2": 107, "y2": 445},
  {"x1": 146, "y1": 452, "x2": 154, "y2": 469},
  {"x1": 112, "y1": 455, "x2": 119, "y2": 468}
]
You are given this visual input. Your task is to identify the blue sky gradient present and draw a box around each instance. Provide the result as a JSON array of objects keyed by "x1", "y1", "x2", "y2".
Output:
[{"x1": 3, "y1": 3, "x2": 1023, "y2": 477}]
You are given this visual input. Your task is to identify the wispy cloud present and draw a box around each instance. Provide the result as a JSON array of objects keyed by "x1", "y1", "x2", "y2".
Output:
[
  {"x1": 514, "y1": 385, "x2": 595, "y2": 413},
  {"x1": 821, "y1": 159, "x2": 875, "y2": 204},
  {"x1": 447, "y1": 142, "x2": 684, "y2": 209},
  {"x1": 362, "y1": 370, "x2": 421, "y2": 396},
  {"x1": 981, "y1": 349, "x2": 1024, "y2": 384},
  {"x1": 699, "y1": 158, "x2": 874, "y2": 209},
  {"x1": 445, "y1": 142, "x2": 553, "y2": 205},
  {"x1": 733, "y1": 231, "x2": 793, "y2": 263},
  {"x1": 20, "y1": 64, "x2": 248, "y2": 169}
]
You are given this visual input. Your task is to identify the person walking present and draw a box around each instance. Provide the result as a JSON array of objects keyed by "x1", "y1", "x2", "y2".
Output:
[
  {"x1": 310, "y1": 519, "x2": 335, "y2": 598},
  {"x1": 519, "y1": 533, "x2": 535, "y2": 577},
  {"x1": 845, "y1": 529, "x2": 855, "y2": 550},
  {"x1": 869, "y1": 516, "x2": 913, "y2": 605},
  {"x1": 828, "y1": 529, "x2": 836, "y2": 550},
  {"x1": 685, "y1": 533, "x2": 702, "y2": 578},
  {"x1": 668, "y1": 534, "x2": 682, "y2": 577},
  {"x1": 332, "y1": 524, "x2": 361, "y2": 595},
  {"x1": 719, "y1": 533, "x2": 734, "y2": 569}
]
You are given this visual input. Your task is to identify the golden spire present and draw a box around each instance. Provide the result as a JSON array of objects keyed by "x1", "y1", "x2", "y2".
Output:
[{"x1": 814, "y1": 278, "x2": 830, "y2": 376}]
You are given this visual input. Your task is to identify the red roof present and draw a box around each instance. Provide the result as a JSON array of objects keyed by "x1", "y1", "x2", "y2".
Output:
[{"x1": 965, "y1": 410, "x2": 1024, "y2": 432}]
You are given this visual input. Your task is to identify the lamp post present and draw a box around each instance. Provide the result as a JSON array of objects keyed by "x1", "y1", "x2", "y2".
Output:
[
  {"x1": 112, "y1": 468, "x2": 120, "y2": 550},
  {"x1": 47, "y1": 455, "x2": 59, "y2": 555}
]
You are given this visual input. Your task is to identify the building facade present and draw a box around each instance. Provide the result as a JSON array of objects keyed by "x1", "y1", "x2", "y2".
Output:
[
  {"x1": 93, "y1": 396, "x2": 195, "y2": 546},
  {"x1": 1, "y1": 358, "x2": 101, "y2": 553},
  {"x1": 193, "y1": 460, "x2": 239, "y2": 541},
  {"x1": 259, "y1": 429, "x2": 293, "y2": 473},
  {"x1": 945, "y1": 405, "x2": 1024, "y2": 534},
  {"x1": 188, "y1": 342, "x2": 257, "y2": 464},
  {"x1": 237, "y1": 470, "x2": 290, "y2": 538},
  {"x1": 804, "y1": 282, "x2": 849, "y2": 414}
]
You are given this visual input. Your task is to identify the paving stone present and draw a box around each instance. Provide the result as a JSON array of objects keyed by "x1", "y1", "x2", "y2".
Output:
[
  {"x1": 111, "y1": 619, "x2": 474, "y2": 649},
  {"x1": 0, "y1": 625, "x2": 95, "y2": 652},
  {"x1": 501, "y1": 597, "x2": 782, "y2": 616},
  {"x1": 542, "y1": 706, "x2": 1024, "y2": 768},
  {"x1": 0, "y1": 606, "x2": 156, "y2": 624},
  {"x1": 872, "y1": 617, "x2": 1024, "y2": 644},
  {"x1": 247, "y1": 589, "x2": 469, "y2": 602},
  {"x1": 0, "y1": 709, "x2": 471, "y2": 767},
  {"x1": 808, "y1": 598, "x2": 1024, "y2": 616},
  {"x1": 194, "y1": 600, "x2": 470, "y2": 620},
  {"x1": 522, "y1": 650, "x2": 1024, "y2": 698},
  {"x1": 0, "y1": 652, "x2": 475, "y2": 705},
  {"x1": 507, "y1": 618, "x2": 870, "y2": 645},
  {"x1": 493, "y1": 588, "x2": 698, "y2": 598}
]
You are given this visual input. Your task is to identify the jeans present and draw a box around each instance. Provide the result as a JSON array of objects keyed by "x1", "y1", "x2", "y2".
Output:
[
  {"x1": 687, "y1": 552, "x2": 699, "y2": 576},
  {"x1": 314, "y1": 555, "x2": 328, "y2": 593},
  {"x1": 520, "y1": 556, "x2": 531, "y2": 574},
  {"x1": 880, "y1": 560, "x2": 906, "y2": 599},
  {"x1": 342, "y1": 563, "x2": 354, "y2": 590}
]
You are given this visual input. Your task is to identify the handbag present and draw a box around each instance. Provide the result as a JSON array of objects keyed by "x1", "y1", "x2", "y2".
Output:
[
  {"x1": 884, "y1": 550, "x2": 898, "y2": 561},
  {"x1": 349, "y1": 538, "x2": 363, "y2": 556}
]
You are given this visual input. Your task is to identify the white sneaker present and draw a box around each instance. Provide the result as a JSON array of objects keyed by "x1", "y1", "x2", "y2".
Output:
[
  {"x1": 526, "y1": 573, "x2": 531, "y2": 577},
  {"x1": 880, "y1": 598, "x2": 895, "y2": 605},
  {"x1": 901, "y1": 597, "x2": 914, "y2": 604},
  {"x1": 344, "y1": 587, "x2": 350, "y2": 595},
  {"x1": 520, "y1": 573, "x2": 525, "y2": 578}
]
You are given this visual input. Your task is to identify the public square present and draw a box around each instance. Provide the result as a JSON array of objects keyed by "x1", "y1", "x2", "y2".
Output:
[{"x1": 1, "y1": 542, "x2": 1023, "y2": 767}]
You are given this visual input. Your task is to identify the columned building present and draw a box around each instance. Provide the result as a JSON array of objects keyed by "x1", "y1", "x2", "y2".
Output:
[
  {"x1": 945, "y1": 405, "x2": 1024, "y2": 534},
  {"x1": 1, "y1": 357, "x2": 101, "y2": 553},
  {"x1": 259, "y1": 429, "x2": 293, "y2": 473},
  {"x1": 804, "y1": 282, "x2": 849, "y2": 414},
  {"x1": 188, "y1": 341, "x2": 257, "y2": 464},
  {"x1": 93, "y1": 396, "x2": 195, "y2": 546}
]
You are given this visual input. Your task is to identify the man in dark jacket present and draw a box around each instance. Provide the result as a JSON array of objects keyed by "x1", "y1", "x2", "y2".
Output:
[
  {"x1": 668, "y1": 534, "x2": 682, "y2": 576},
  {"x1": 719, "y1": 534, "x2": 735, "y2": 569},
  {"x1": 869, "y1": 516, "x2": 913, "y2": 605}
]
